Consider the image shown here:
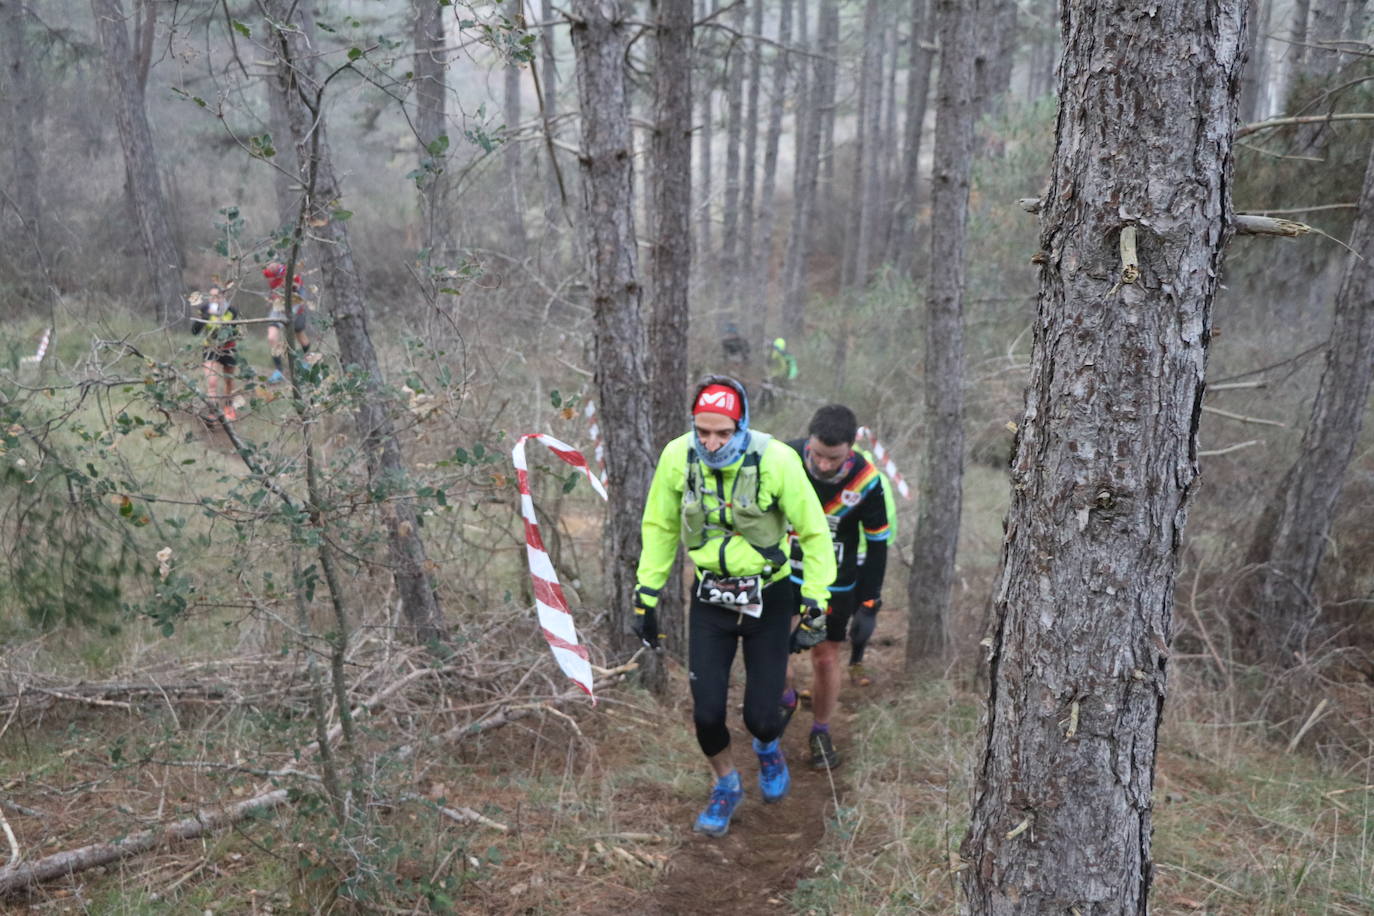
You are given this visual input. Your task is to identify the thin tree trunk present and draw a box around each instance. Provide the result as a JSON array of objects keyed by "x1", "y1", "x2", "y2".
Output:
[
  {"x1": 505, "y1": 48, "x2": 529, "y2": 254},
  {"x1": 961, "y1": 1, "x2": 1247, "y2": 911},
  {"x1": 91, "y1": 0, "x2": 185, "y2": 327},
  {"x1": 1307, "y1": 0, "x2": 1349, "y2": 81},
  {"x1": 2, "y1": 0, "x2": 41, "y2": 253},
  {"x1": 540, "y1": 0, "x2": 563, "y2": 238},
  {"x1": 977, "y1": 0, "x2": 1017, "y2": 116},
  {"x1": 1240, "y1": 0, "x2": 1264, "y2": 124},
  {"x1": 890, "y1": 0, "x2": 934, "y2": 276},
  {"x1": 781, "y1": 0, "x2": 820, "y2": 342},
  {"x1": 905, "y1": 0, "x2": 977, "y2": 666},
  {"x1": 739, "y1": 0, "x2": 763, "y2": 302},
  {"x1": 1245, "y1": 140, "x2": 1374, "y2": 664},
  {"x1": 413, "y1": 0, "x2": 450, "y2": 262},
  {"x1": 1291, "y1": 0, "x2": 1311, "y2": 74},
  {"x1": 696, "y1": 0, "x2": 715, "y2": 274},
  {"x1": 876, "y1": 19, "x2": 899, "y2": 262},
  {"x1": 755, "y1": 0, "x2": 793, "y2": 344},
  {"x1": 267, "y1": 1, "x2": 446, "y2": 643},
  {"x1": 842, "y1": 0, "x2": 880, "y2": 290},
  {"x1": 719, "y1": 0, "x2": 746, "y2": 316},
  {"x1": 816, "y1": 0, "x2": 840, "y2": 222},
  {"x1": 571, "y1": 0, "x2": 655, "y2": 656}
]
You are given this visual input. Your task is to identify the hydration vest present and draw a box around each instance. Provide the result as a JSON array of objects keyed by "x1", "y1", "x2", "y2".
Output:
[{"x1": 681, "y1": 431, "x2": 789, "y2": 568}]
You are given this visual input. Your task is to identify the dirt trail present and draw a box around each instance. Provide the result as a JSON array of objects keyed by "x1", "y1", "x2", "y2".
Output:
[
  {"x1": 596, "y1": 637, "x2": 903, "y2": 916},
  {"x1": 643, "y1": 719, "x2": 846, "y2": 914}
]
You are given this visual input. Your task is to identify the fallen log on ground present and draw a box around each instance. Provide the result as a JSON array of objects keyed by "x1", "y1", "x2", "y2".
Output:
[{"x1": 0, "y1": 789, "x2": 289, "y2": 897}]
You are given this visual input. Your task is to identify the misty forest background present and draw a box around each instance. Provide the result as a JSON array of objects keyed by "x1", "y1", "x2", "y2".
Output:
[{"x1": 1, "y1": 0, "x2": 1373, "y2": 912}]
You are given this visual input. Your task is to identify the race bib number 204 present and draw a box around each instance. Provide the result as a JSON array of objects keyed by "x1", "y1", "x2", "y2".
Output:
[{"x1": 697, "y1": 572, "x2": 763, "y2": 617}]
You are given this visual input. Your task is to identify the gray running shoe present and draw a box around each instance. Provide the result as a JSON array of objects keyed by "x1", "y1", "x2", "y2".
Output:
[{"x1": 808, "y1": 730, "x2": 841, "y2": 770}]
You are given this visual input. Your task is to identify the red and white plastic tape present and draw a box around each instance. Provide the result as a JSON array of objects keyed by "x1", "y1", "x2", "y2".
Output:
[
  {"x1": 582, "y1": 400, "x2": 609, "y2": 486},
  {"x1": 856, "y1": 427, "x2": 912, "y2": 500},
  {"x1": 512, "y1": 433, "x2": 608, "y2": 699},
  {"x1": 20, "y1": 327, "x2": 51, "y2": 365}
]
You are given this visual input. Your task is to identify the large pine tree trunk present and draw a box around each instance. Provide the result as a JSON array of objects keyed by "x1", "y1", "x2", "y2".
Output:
[
  {"x1": 1244, "y1": 140, "x2": 1374, "y2": 664},
  {"x1": 646, "y1": 0, "x2": 694, "y2": 677},
  {"x1": 267, "y1": 2, "x2": 446, "y2": 643},
  {"x1": 889, "y1": 0, "x2": 934, "y2": 276},
  {"x1": 413, "y1": 0, "x2": 450, "y2": 262},
  {"x1": 91, "y1": 0, "x2": 185, "y2": 327},
  {"x1": 571, "y1": 0, "x2": 655, "y2": 656},
  {"x1": 905, "y1": 0, "x2": 977, "y2": 666},
  {"x1": 961, "y1": 1, "x2": 1247, "y2": 911}
]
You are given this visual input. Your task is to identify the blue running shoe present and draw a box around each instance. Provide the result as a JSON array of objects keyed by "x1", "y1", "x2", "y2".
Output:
[
  {"x1": 693, "y1": 770, "x2": 744, "y2": 837},
  {"x1": 753, "y1": 737, "x2": 791, "y2": 803},
  {"x1": 267, "y1": 369, "x2": 285, "y2": 384}
]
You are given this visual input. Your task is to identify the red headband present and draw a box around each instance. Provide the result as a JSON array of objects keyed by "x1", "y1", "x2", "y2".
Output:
[{"x1": 693, "y1": 383, "x2": 742, "y2": 421}]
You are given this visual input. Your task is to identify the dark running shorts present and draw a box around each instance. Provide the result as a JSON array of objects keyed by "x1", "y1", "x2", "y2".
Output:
[{"x1": 203, "y1": 348, "x2": 237, "y2": 369}]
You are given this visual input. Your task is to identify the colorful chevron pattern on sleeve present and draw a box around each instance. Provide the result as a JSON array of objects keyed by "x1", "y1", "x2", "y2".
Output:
[
  {"x1": 863, "y1": 519, "x2": 891, "y2": 541},
  {"x1": 821, "y1": 462, "x2": 882, "y2": 517}
]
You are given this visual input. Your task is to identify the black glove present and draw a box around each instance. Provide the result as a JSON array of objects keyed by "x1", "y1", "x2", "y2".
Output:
[
  {"x1": 849, "y1": 598, "x2": 881, "y2": 646},
  {"x1": 790, "y1": 598, "x2": 829, "y2": 653},
  {"x1": 632, "y1": 604, "x2": 661, "y2": 651}
]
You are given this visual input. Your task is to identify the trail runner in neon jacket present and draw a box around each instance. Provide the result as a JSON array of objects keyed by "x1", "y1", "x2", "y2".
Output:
[{"x1": 632, "y1": 375, "x2": 835, "y2": 837}]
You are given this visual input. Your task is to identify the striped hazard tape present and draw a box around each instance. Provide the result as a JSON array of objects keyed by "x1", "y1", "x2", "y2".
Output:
[
  {"x1": 857, "y1": 426, "x2": 912, "y2": 500},
  {"x1": 512, "y1": 433, "x2": 608, "y2": 699},
  {"x1": 582, "y1": 400, "x2": 608, "y2": 486},
  {"x1": 20, "y1": 327, "x2": 51, "y2": 365}
]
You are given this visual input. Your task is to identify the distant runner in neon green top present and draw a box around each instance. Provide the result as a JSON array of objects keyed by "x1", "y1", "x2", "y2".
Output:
[{"x1": 632, "y1": 375, "x2": 835, "y2": 838}]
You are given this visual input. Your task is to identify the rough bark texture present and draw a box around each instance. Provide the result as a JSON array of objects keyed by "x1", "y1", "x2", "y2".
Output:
[
  {"x1": 571, "y1": 0, "x2": 655, "y2": 656},
  {"x1": 1244, "y1": 139, "x2": 1374, "y2": 663},
  {"x1": 890, "y1": 0, "x2": 934, "y2": 276},
  {"x1": 905, "y1": 0, "x2": 978, "y2": 666},
  {"x1": 646, "y1": 0, "x2": 694, "y2": 678},
  {"x1": 961, "y1": 2, "x2": 1247, "y2": 912},
  {"x1": 413, "y1": 0, "x2": 450, "y2": 260},
  {"x1": 268, "y1": 2, "x2": 445, "y2": 642},
  {"x1": 91, "y1": 0, "x2": 185, "y2": 327}
]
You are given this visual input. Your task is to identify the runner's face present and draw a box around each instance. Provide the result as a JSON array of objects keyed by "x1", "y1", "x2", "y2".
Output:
[
  {"x1": 805, "y1": 437, "x2": 851, "y2": 480},
  {"x1": 694, "y1": 412, "x2": 738, "y2": 453}
]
